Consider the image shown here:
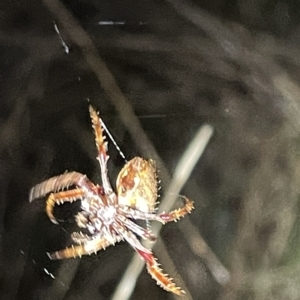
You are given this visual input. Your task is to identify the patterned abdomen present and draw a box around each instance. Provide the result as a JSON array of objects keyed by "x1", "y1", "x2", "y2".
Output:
[{"x1": 116, "y1": 157, "x2": 157, "y2": 213}]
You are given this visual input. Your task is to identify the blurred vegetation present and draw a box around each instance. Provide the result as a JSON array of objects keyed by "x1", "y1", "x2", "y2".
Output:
[{"x1": 1, "y1": 0, "x2": 300, "y2": 299}]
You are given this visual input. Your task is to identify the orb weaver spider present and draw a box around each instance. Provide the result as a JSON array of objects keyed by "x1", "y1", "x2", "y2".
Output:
[{"x1": 29, "y1": 105, "x2": 194, "y2": 295}]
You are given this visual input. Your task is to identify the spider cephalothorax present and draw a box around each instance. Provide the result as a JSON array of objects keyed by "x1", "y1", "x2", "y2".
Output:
[{"x1": 29, "y1": 105, "x2": 194, "y2": 295}]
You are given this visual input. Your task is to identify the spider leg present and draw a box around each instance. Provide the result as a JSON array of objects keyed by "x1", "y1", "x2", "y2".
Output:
[
  {"x1": 74, "y1": 211, "x2": 89, "y2": 228},
  {"x1": 141, "y1": 250, "x2": 185, "y2": 296},
  {"x1": 159, "y1": 196, "x2": 194, "y2": 223},
  {"x1": 118, "y1": 206, "x2": 165, "y2": 223},
  {"x1": 115, "y1": 224, "x2": 184, "y2": 295},
  {"x1": 29, "y1": 171, "x2": 97, "y2": 202},
  {"x1": 47, "y1": 236, "x2": 118, "y2": 260},
  {"x1": 71, "y1": 232, "x2": 94, "y2": 244},
  {"x1": 89, "y1": 105, "x2": 116, "y2": 204},
  {"x1": 118, "y1": 196, "x2": 194, "y2": 224},
  {"x1": 117, "y1": 215, "x2": 157, "y2": 241},
  {"x1": 46, "y1": 189, "x2": 85, "y2": 224}
]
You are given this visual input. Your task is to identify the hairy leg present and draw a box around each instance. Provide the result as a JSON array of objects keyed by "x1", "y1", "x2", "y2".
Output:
[
  {"x1": 89, "y1": 105, "x2": 116, "y2": 204},
  {"x1": 48, "y1": 236, "x2": 116, "y2": 260},
  {"x1": 46, "y1": 189, "x2": 85, "y2": 224},
  {"x1": 115, "y1": 223, "x2": 184, "y2": 295},
  {"x1": 71, "y1": 232, "x2": 94, "y2": 244},
  {"x1": 138, "y1": 249, "x2": 185, "y2": 295},
  {"x1": 29, "y1": 171, "x2": 96, "y2": 202},
  {"x1": 119, "y1": 197, "x2": 194, "y2": 224},
  {"x1": 116, "y1": 215, "x2": 157, "y2": 241},
  {"x1": 159, "y1": 196, "x2": 194, "y2": 223}
]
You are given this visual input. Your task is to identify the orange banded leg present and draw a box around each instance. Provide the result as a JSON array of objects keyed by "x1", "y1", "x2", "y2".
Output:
[
  {"x1": 89, "y1": 105, "x2": 115, "y2": 201},
  {"x1": 46, "y1": 189, "x2": 85, "y2": 224},
  {"x1": 137, "y1": 250, "x2": 185, "y2": 295},
  {"x1": 89, "y1": 105, "x2": 107, "y2": 160},
  {"x1": 118, "y1": 227, "x2": 184, "y2": 295},
  {"x1": 71, "y1": 232, "x2": 94, "y2": 244},
  {"x1": 29, "y1": 171, "x2": 96, "y2": 202},
  {"x1": 159, "y1": 196, "x2": 194, "y2": 223},
  {"x1": 121, "y1": 197, "x2": 194, "y2": 224},
  {"x1": 48, "y1": 236, "x2": 116, "y2": 260}
]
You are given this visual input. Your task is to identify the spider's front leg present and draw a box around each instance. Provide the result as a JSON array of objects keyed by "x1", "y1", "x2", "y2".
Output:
[
  {"x1": 48, "y1": 236, "x2": 118, "y2": 260},
  {"x1": 30, "y1": 172, "x2": 100, "y2": 224},
  {"x1": 29, "y1": 171, "x2": 97, "y2": 202},
  {"x1": 46, "y1": 189, "x2": 85, "y2": 224},
  {"x1": 89, "y1": 106, "x2": 116, "y2": 204}
]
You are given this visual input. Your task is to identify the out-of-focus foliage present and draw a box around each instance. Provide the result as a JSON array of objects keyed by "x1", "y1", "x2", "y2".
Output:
[{"x1": 1, "y1": 0, "x2": 300, "y2": 299}]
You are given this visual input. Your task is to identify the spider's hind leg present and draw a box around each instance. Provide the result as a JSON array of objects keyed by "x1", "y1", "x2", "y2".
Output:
[
  {"x1": 47, "y1": 236, "x2": 116, "y2": 260},
  {"x1": 139, "y1": 250, "x2": 185, "y2": 296},
  {"x1": 116, "y1": 225, "x2": 185, "y2": 295}
]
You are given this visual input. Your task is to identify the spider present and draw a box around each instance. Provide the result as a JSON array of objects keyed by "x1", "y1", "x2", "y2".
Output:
[{"x1": 29, "y1": 105, "x2": 194, "y2": 295}]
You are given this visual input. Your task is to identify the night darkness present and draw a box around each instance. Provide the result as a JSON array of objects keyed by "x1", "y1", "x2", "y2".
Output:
[{"x1": 1, "y1": 0, "x2": 300, "y2": 299}]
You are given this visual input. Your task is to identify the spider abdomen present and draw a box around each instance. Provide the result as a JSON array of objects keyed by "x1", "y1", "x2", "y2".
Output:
[{"x1": 116, "y1": 157, "x2": 157, "y2": 213}]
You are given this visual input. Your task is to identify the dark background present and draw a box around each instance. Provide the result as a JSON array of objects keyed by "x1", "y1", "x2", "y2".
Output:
[{"x1": 1, "y1": 0, "x2": 300, "y2": 299}]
